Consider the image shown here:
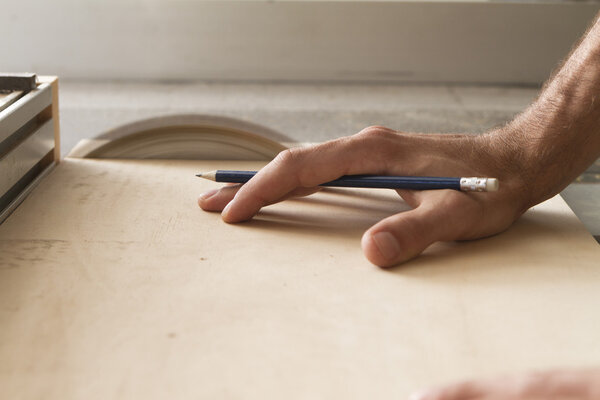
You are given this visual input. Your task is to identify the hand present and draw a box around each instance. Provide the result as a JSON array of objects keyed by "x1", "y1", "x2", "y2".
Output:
[
  {"x1": 198, "y1": 126, "x2": 530, "y2": 267},
  {"x1": 410, "y1": 368, "x2": 600, "y2": 400},
  {"x1": 198, "y1": 13, "x2": 600, "y2": 267}
]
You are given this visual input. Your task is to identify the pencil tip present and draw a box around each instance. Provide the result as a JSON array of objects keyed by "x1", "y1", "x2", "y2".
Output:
[{"x1": 196, "y1": 171, "x2": 217, "y2": 181}]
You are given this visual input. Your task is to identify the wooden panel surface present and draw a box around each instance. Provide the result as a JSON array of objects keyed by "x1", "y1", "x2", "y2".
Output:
[{"x1": 0, "y1": 158, "x2": 599, "y2": 399}]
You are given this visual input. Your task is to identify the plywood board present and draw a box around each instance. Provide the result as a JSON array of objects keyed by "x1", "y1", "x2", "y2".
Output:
[{"x1": 0, "y1": 158, "x2": 599, "y2": 399}]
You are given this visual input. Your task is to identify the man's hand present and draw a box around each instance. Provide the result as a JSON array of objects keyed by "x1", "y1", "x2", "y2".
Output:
[
  {"x1": 409, "y1": 368, "x2": 600, "y2": 400},
  {"x1": 199, "y1": 127, "x2": 529, "y2": 267},
  {"x1": 199, "y1": 13, "x2": 600, "y2": 267}
]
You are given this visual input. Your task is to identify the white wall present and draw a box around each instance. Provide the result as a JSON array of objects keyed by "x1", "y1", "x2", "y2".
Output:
[{"x1": 2, "y1": 1, "x2": 599, "y2": 84}]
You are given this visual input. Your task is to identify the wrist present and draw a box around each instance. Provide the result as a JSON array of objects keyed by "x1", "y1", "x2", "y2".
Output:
[{"x1": 475, "y1": 129, "x2": 537, "y2": 213}]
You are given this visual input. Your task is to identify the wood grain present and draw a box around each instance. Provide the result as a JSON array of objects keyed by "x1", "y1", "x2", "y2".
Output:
[{"x1": 0, "y1": 158, "x2": 599, "y2": 399}]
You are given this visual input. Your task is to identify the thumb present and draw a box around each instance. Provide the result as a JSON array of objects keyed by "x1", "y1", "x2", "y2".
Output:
[{"x1": 361, "y1": 195, "x2": 464, "y2": 267}]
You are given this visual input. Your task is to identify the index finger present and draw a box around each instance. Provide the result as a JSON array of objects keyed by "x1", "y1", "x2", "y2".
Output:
[{"x1": 221, "y1": 128, "x2": 400, "y2": 222}]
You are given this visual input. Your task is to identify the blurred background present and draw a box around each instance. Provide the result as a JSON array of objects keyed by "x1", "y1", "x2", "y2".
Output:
[
  {"x1": 4, "y1": 0, "x2": 599, "y2": 149},
  {"x1": 2, "y1": 0, "x2": 599, "y2": 235},
  {"x1": 4, "y1": 0, "x2": 598, "y2": 84}
]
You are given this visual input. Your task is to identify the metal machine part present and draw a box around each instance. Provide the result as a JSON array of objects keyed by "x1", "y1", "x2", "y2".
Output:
[
  {"x1": 67, "y1": 114, "x2": 290, "y2": 161},
  {"x1": 0, "y1": 74, "x2": 59, "y2": 224}
]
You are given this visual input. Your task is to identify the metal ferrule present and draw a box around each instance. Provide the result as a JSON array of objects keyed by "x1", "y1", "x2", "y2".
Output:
[{"x1": 460, "y1": 177, "x2": 488, "y2": 192}]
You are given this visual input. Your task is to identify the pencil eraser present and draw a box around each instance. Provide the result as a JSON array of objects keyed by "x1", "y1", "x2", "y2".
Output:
[{"x1": 486, "y1": 178, "x2": 499, "y2": 192}]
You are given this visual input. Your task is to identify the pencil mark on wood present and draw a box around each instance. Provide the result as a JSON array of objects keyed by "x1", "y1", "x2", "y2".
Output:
[
  {"x1": 0, "y1": 262, "x2": 19, "y2": 270},
  {"x1": 0, "y1": 239, "x2": 71, "y2": 267}
]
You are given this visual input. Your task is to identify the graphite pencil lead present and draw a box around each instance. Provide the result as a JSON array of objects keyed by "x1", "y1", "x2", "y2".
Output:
[{"x1": 196, "y1": 171, "x2": 217, "y2": 181}]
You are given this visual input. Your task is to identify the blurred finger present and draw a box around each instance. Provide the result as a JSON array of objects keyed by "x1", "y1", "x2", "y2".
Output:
[
  {"x1": 410, "y1": 368, "x2": 600, "y2": 400},
  {"x1": 409, "y1": 380, "x2": 487, "y2": 400}
]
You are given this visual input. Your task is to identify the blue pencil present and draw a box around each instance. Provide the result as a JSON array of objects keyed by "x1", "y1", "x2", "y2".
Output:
[{"x1": 196, "y1": 170, "x2": 499, "y2": 192}]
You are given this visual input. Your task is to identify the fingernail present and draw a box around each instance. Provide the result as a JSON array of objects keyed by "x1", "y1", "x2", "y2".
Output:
[
  {"x1": 372, "y1": 231, "x2": 400, "y2": 261},
  {"x1": 222, "y1": 199, "x2": 236, "y2": 218},
  {"x1": 199, "y1": 189, "x2": 219, "y2": 201}
]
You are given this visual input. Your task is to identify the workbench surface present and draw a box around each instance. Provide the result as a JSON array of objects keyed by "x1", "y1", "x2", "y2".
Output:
[{"x1": 1, "y1": 158, "x2": 598, "y2": 399}]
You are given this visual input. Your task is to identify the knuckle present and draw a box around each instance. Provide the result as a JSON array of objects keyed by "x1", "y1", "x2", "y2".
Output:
[
  {"x1": 271, "y1": 147, "x2": 309, "y2": 187},
  {"x1": 356, "y1": 125, "x2": 398, "y2": 140},
  {"x1": 273, "y1": 147, "x2": 304, "y2": 168},
  {"x1": 352, "y1": 127, "x2": 401, "y2": 165}
]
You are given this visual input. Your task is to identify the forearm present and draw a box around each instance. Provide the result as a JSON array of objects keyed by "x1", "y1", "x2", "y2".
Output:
[{"x1": 494, "y1": 13, "x2": 600, "y2": 208}]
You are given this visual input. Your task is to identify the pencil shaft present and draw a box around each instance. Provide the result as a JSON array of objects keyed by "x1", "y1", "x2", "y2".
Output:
[{"x1": 213, "y1": 170, "x2": 461, "y2": 190}]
